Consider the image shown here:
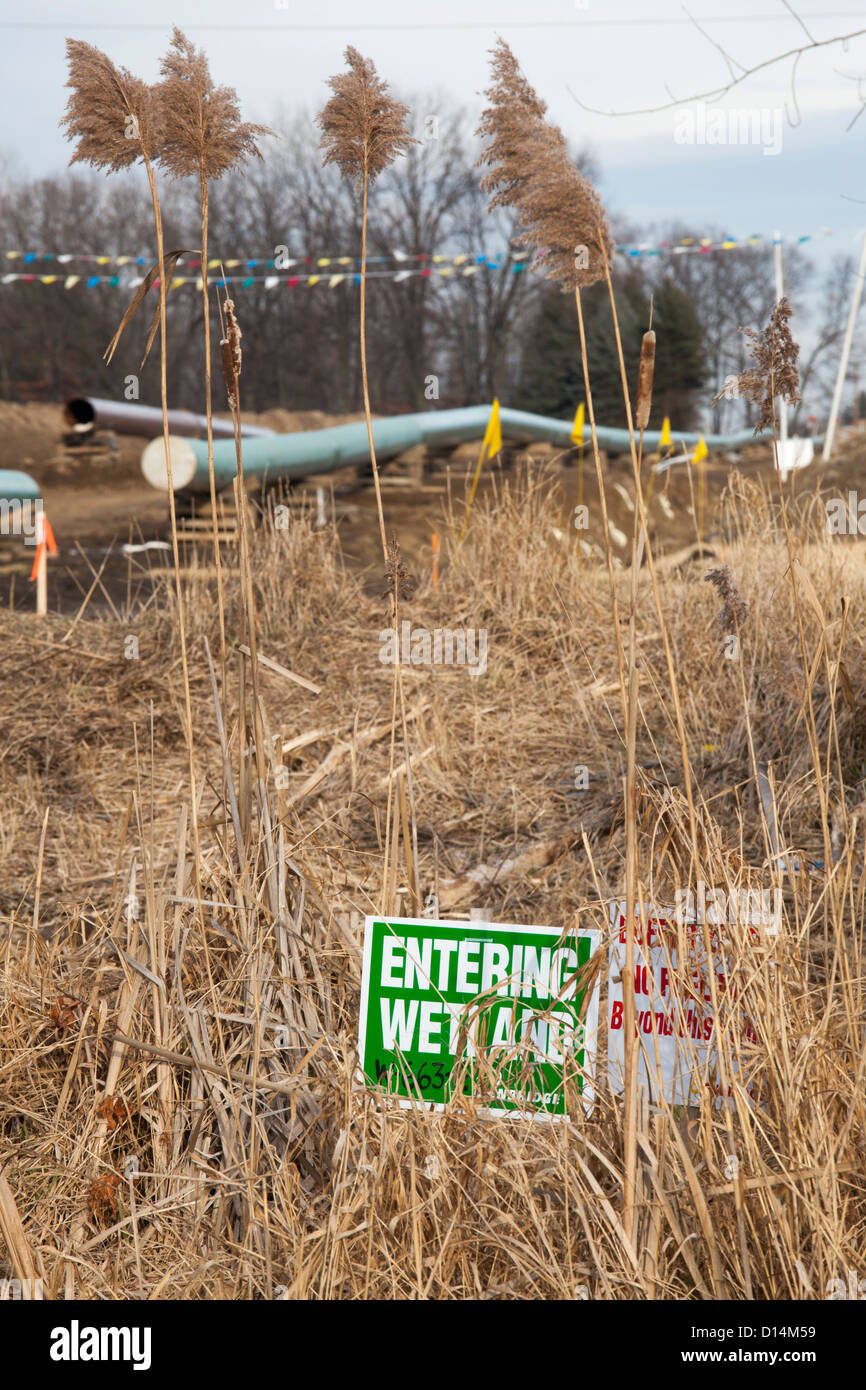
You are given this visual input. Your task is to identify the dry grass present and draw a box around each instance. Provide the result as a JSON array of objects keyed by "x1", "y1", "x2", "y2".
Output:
[{"x1": 1, "y1": 470, "x2": 865, "y2": 1299}]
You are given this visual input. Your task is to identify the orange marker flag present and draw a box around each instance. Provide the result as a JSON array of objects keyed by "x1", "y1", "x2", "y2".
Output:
[{"x1": 29, "y1": 515, "x2": 57, "y2": 582}]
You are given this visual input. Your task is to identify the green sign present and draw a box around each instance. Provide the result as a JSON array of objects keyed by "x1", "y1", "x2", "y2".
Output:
[{"x1": 358, "y1": 916, "x2": 601, "y2": 1117}]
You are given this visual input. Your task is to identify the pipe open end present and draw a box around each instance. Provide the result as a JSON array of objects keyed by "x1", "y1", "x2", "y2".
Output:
[
  {"x1": 141, "y1": 436, "x2": 198, "y2": 492},
  {"x1": 63, "y1": 397, "x2": 96, "y2": 432}
]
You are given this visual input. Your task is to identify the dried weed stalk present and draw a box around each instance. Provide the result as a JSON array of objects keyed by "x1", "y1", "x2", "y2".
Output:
[
  {"x1": 383, "y1": 536, "x2": 416, "y2": 606},
  {"x1": 157, "y1": 27, "x2": 271, "y2": 690},
  {"x1": 318, "y1": 49, "x2": 422, "y2": 911},
  {"x1": 705, "y1": 565, "x2": 749, "y2": 635},
  {"x1": 716, "y1": 297, "x2": 801, "y2": 434}
]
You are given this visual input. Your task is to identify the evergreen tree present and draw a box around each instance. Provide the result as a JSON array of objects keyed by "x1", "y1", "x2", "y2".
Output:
[
  {"x1": 516, "y1": 268, "x2": 705, "y2": 430},
  {"x1": 650, "y1": 278, "x2": 706, "y2": 429}
]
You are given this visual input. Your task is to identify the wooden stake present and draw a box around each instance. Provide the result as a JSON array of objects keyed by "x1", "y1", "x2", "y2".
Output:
[{"x1": 36, "y1": 541, "x2": 47, "y2": 616}]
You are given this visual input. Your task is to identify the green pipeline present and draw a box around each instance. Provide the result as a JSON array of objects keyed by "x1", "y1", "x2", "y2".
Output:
[{"x1": 140, "y1": 405, "x2": 771, "y2": 494}]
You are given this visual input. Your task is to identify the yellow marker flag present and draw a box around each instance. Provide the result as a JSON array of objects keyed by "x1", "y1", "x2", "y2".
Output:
[
  {"x1": 571, "y1": 402, "x2": 585, "y2": 446},
  {"x1": 482, "y1": 398, "x2": 502, "y2": 456},
  {"x1": 458, "y1": 400, "x2": 502, "y2": 549},
  {"x1": 659, "y1": 416, "x2": 672, "y2": 448},
  {"x1": 692, "y1": 436, "x2": 708, "y2": 464}
]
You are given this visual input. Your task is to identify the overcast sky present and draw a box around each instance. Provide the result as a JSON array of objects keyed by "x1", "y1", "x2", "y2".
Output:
[{"x1": 2, "y1": 0, "x2": 865, "y2": 267}]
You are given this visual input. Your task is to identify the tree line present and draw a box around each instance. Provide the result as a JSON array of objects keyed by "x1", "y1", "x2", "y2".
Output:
[{"x1": 0, "y1": 103, "x2": 858, "y2": 434}]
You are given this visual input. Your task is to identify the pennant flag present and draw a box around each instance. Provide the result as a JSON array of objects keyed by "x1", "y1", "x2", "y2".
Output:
[
  {"x1": 457, "y1": 400, "x2": 503, "y2": 552},
  {"x1": 571, "y1": 402, "x2": 585, "y2": 446},
  {"x1": 264, "y1": 276, "x2": 279, "y2": 290},
  {"x1": 29, "y1": 516, "x2": 57, "y2": 582},
  {"x1": 483, "y1": 398, "x2": 502, "y2": 456},
  {"x1": 64, "y1": 276, "x2": 80, "y2": 290},
  {"x1": 328, "y1": 274, "x2": 345, "y2": 288},
  {"x1": 659, "y1": 417, "x2": 672, "y2": 448},
  {"x1": 692, "y1": 436, "x2": 708, "y2": 464}
]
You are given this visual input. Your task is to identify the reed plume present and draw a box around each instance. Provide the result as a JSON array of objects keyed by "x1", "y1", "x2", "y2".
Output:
[
  {"x1": 318, "y1": 49, "x2": 421, "y2": 916},
  {"x1": 61, "y1": 39, "x2": 163, "y2": 172},
  {"x1": 476, "y1": 38, "x2": 612, "y2": 291},
  {"x1": 157, "y1": 27, "x2": 272, "y2": 691},
  {"x1": 318, "y1": 46, "x2": 415, "y2": 564},
  {"x1": 476, "y1": 37, "x2": 642, "y2": 1246},
  {"x1": 318, "y1": 45, "x2": 415, "y2": 192},
  {"x1": 157, "y1": 26, "x2": 271, "y2": 181},
  {"x1": 61, "y1": 36, "x2": 205, "y2": 940}
]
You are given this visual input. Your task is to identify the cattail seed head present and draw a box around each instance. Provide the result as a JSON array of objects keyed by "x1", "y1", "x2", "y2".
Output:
[
  {"x1": 635, "y1": 330, "x2": 656, "y2": 432},
  {"x1": 220, "y1": 297, "x2": 242, "y2": 411}
]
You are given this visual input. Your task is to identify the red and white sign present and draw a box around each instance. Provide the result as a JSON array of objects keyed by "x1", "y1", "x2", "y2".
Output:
[{"x1": 607, "y1": 901, "x2": 770, "y2": 1106}]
